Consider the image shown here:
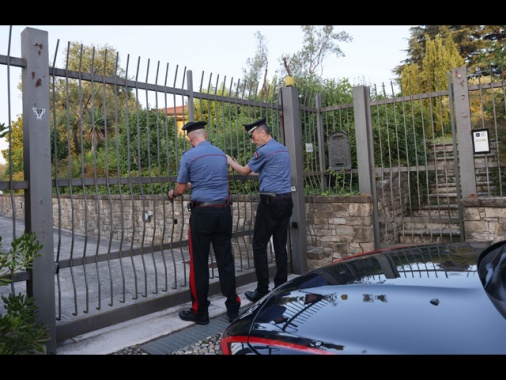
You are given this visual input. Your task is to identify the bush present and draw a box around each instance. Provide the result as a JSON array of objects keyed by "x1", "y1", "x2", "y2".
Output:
[{"x1": 0, "y1": 232, "x2": 50, "y2": 354}]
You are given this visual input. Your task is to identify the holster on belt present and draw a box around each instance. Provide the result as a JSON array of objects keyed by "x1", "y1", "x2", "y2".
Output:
[{"x1": 260, "y1": 192, "x2": 276, "y2": 205}]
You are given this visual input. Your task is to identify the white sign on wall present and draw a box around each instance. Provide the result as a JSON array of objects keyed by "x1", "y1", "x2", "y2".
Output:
[{"x1": 472, "y1": 129, "x2": 490, "y2": 154}]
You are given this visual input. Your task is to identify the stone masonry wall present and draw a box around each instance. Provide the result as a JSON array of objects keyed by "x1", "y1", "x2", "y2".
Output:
[
  {"x1": 0, "y1": 194, "x2": 503, "y2": 271},
  {"x1": 461, "y1": 197, "x2": 506, "y2": 243},
  {"x1": 0, "y1": 194, "x2": 374, "y2": 270}
]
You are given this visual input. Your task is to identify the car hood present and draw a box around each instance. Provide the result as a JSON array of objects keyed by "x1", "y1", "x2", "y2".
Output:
[{"x1": 227, "y1": 242, "x2": 506, "y2": 354}]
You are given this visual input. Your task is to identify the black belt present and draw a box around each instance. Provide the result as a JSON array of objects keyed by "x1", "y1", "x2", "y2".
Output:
[
  {"x1": 191, "y1": 199, "x2": 229, "y2": 208},
  {"x1": 260, "y1": 192, "x2": 292, "y2": 205}
]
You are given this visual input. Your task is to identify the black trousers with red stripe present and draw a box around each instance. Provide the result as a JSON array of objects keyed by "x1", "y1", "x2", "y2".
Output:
[
  {"x1": 252, "y1": 197, "x2": 293, "y2": 294},
  {"x1": 187, "y1": 204, "x2": 240, "y2": 316}
]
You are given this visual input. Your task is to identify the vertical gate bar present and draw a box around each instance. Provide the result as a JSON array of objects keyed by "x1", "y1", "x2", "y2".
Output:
[
  {"x1": 435, "y1": 77, "x2": 452, "y2": 240},
  {"x1": 124, "y1": 54, "x2": 139, "y2": 300},
  {"x1": 166, "y1": 62, "x2": 181, "y2": 290},
  {"x1": 50, "y1": 38, "x2": 64, "y2": 320},
  {"x1": 374, "y1": 85, "x2": 388, "y2": 241},
  {"x1": 398, "y1": 85, "x2": 412, "y2": 241},
  {"x1": 62, "y1": 41, "x2": 79, "y2": 316},
  {"x1": 134, "y1": 55, "x2": 148, "y2": 298},
  {"x1": 4, "y1": 26, "x2": 18, "y2": 237},
  {"x1": 115, "y1": 52, "x2": 128, "y2": 302},
  {"x1": 426, "y1": 75, "x2": 440, "y2": 241},
  {"x1": 76, "y1": 43, "x2": 90, "y2": 313},
  {"x1": 416, "y1": 75, "x2": 431, "y2": 242},
  {"x1": 390, "y1": 82, "x2": 405, "y2": 242},
  {"x1": 151, "y1": 59, "x2": 165, "y2": 294},
  {"x1": 495, "y1": 75, "x2": 505, "y2": 196},
  {"x1": 315, "y1": 94, "x2": 326, "y2": 193},
  {"x1": 228, "y1": 79, "x2": 243, "y2": 270},
  {"x1": 209, "y1": 74, "x2": 222, "y2": 279},
  {"x1": 161, "y1": 61, "x2": 172, "y2": 291},
  {"x1": 409, "y1": 83, "x2": 423, "y2": 236},
  {"x1": 491, "y1": 72, "x2": 504, "y2": 196},
  {"x1": 301, "y1": 92, "x2": 317, "y2": 246},
  {"x1": 238, "y1": 80, "x2": 253, "y2": 271},
  {"x1": 101, "y1": 46, "x2": 115, "y2": 306},
  {"x1": 382, "y1": 84, "x2": 396, "y2": 240},
  {"x1": 476, "y1": 76, "x2": 492, "y2": 196},
  {"x1": 89, "y1": 47, "x2": 103, "y2": 310},
  {"x1": 143, "y1": 57, "x2": 159, "y2": 295}
]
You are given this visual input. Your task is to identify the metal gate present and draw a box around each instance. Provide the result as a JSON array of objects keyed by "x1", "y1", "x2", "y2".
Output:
[{"x1": 1, "y1": 27, "x2": 506, "y2": 354}]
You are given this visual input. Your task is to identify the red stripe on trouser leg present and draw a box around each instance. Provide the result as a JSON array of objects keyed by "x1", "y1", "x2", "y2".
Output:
[{"x1": 187, "y1": 225, "x2": 199, "y2": 315}]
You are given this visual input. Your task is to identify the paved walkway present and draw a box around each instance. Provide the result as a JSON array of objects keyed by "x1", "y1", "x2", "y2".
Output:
[
  {"x1": 0, "y1": 214, "x2": 294, "y2": 355},
  {"x1": 56, "y1": 279, "x2": 260, "y2": 354}
]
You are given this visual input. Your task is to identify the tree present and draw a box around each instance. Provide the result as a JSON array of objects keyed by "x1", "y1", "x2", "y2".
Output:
[
  {"x1": 400, "y1": 34, "x2": 465, "y2": 138},
  {"x1": 474, "y1": 25, "x2": 506, "y2": 78},
  {"x1": 82, "y1": 107, "x2": 106, "y2": 154},
  {"x1": 241, "y1": 25, "x2": 353, "y2": 95},
  {"x1": 51, "y1": 42, "x2": 138, "y2": 158},
  {"x1": 280, "y1": 26, "x2": 352, "y2": 81},
  {"x1": 241, "y1": 31, "x2": 270, "y2": 98},
  {"x1": 395, "y1": 25, "x2": 505, "y2": 79},
  {"x1": 0, "y1": 116, "x2": 24, "y2": 185},
  {"x1": 401, "y1": 34, "x2": 464, "y2": 94},
  {"x1": 117, "y1": 109, "x2": 178, "y2": 179}
]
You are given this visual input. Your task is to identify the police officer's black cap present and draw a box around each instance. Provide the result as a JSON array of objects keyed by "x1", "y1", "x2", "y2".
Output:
[
  {"x1": 243, "y1": 118, "x2": 267, "y2": 136},
  {"x1": 182, "y1": 121, "x2": 207, "y2": 134}
]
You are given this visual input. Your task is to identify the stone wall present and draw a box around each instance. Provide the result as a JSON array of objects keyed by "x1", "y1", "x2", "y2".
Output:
[
  {"x1": 0, "y1": 194, "x2": 374, "y2": 270},
  {"x1": 1, "y1": 194, "x2": 503, "y2": 270},
  {"x1": 0, "y1": 194, "x2": 254, "y2": 247},
  {"x1": 305, "y1": 195, "x2": 375, "y2": 257},
  {"x1": 461, "y1": 197, "x2": 506, "y2": 243}
]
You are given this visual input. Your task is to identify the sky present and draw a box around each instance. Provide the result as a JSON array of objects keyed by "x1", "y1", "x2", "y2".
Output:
[{"x1": 0, "y1": 25, "x2": 414, "y2": 162}]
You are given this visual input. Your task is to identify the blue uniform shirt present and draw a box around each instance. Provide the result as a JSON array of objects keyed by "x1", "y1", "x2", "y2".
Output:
[
  {"x1": 247, "y1": 138, "x2": 292, "y2": 194},
  {"x1": 176, "y1": 141, "x2": 229, "y2": 202}
]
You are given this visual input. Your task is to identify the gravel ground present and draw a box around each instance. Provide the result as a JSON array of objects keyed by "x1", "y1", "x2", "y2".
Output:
[{"x1": 109, "y1": 332, "x2": 223, "y2": 355}]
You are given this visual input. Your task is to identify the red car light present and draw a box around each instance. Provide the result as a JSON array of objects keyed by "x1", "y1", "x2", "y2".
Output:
[{"x1": 220, "y1": 335, "x2": 336, "y2": 355}]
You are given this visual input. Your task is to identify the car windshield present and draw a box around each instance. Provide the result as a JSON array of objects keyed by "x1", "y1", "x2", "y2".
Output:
[
  {"x1": 294, "y1": 244, "x2": 479, "y2": 288},
  {"x1": 282, "y1": 242, "x2": 506, "y2": 320}
]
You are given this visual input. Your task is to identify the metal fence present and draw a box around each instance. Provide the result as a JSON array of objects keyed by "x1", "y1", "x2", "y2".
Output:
[
  {"x1": 1, "y1": 26, "x2": 505, "y2": 354},
  {"x1": 300, "y1": 71, "x2": 506, "y2": 246}
]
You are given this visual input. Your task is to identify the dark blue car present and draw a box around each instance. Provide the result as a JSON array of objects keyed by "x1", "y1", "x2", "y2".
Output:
[{"x1": 220, "y1": 240, "x2": 506, "y2": 355}]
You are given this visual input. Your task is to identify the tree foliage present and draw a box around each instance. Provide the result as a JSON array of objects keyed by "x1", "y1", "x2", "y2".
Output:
[
  {"x1": 400, "y1": 34, "x2": 465, "y2": 138},
  {"x1": 51, "y1": 41, "x2": 139, "y2": 158},
  {"x1": 282, "y1": 26, "x2": 352, "y2": 81},
  {"x1": 241, "y1": 31, "x2": 270, "y2": 98},
  {"x1": 1, "y1": 116, "x2": 24, "y2": 185},
  {"x1": 395, "y1": 25, "x2": 506, "y2": 79},
  {"x1": 401, "y1": 34, "x2": 464, "y2": 94},
  {"x1": 241, "y1": 25, "x2": 353, "y2": 97}
]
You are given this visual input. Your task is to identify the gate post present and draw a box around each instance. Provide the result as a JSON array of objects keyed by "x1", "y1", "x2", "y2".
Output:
[
  {"x1": 280, "y1": 85, "x2": 308, "y2": 275},
  {"x1": 452, "y1": 66, "x2": 477, "y2": 198},
  {"x1": 21, "y1": 27, "x2": 56, "y2": 354},
  {"x1": 353, "y1": 86, "x2": 380, "y2": 249}
]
